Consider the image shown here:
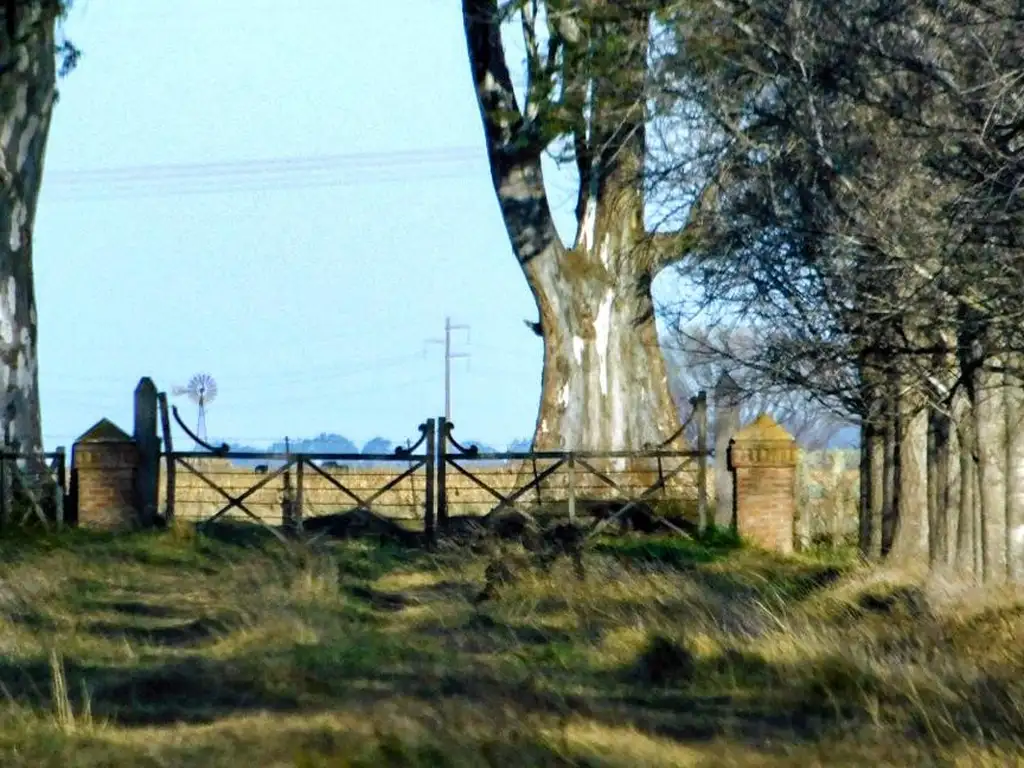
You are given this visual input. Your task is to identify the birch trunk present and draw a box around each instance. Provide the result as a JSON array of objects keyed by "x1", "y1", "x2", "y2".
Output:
[{"x1": 0, "y1": 2, "x2": 57, "y2": 454}]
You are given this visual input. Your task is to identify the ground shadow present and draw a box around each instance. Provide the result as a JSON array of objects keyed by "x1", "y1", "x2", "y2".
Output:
[{"x1": 84, "y1": 616, "x2": 232, "y2": 648}]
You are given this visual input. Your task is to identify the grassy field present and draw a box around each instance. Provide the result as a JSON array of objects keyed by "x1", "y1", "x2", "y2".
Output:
[{"x1": 0, "y1": 524, "x2": 1020, "y2": 766}]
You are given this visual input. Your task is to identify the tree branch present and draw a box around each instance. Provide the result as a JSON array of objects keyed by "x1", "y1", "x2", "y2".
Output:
[{"x1": 463, "y1": 0, "x2": 562, "y2": 264}]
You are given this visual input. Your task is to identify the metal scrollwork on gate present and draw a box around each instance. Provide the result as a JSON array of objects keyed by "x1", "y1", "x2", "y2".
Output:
[
  {"x1": 442, "y1": 421, "x2": 479, "y2": 457},
  {"x1": 393, "y1": 421, "x2": 431, "y2": 459},
  {"x1": 171, "y1": 405, "x2": 231, "y2": 456}
]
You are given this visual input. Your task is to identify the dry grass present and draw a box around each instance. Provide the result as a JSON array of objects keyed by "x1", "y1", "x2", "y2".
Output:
[{"x1": 0, "y1": 523, "x2": 1019, "y2": 766}]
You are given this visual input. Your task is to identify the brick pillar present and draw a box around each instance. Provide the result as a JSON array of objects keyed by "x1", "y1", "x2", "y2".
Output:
[
  {"x1": 71, "y1": 419, "x2": 141, "y2": 531},
  {"x1": 728, "y1": 414, "x2": 798, "y2": 554}
]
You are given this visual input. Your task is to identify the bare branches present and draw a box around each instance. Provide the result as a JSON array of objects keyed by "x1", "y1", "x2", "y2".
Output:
[{"x1": 651, "y1": 0, "x2": 1024, "y2": 421}]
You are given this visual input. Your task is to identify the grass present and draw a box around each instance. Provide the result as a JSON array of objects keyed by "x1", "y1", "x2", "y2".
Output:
[{"x1": 0, "y1": 523, "x2": 1020, "y2": 766}]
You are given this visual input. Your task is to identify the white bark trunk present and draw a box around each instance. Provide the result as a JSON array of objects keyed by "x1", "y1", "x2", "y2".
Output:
[
  {"x1": 0, "y1": 2, "x2": 57, "y2": 454},
  {"x1": 1005, "y1": 363, "x2": 1024, "y2": 583},
  {"x1": 945, "y1": 398, "x2": 962, "y2": 566},
  {"x1": 527, "y1": 209, "x2": 678, "y2": 451},
  {"x1": 975, "y1": 362, "x2": 1007, "y2": 583},
  {"x1": 889, "y1": 388, "x2": 929, "y2": 562},
  {"x1": 954, "y1": 390, "x2": 977, "y2": 578}
]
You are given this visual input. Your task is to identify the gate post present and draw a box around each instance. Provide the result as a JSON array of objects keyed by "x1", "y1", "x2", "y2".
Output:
[
  {"x1": 729, "y1": 414, "x2": 798, "y2": 554},
  {"x1": 567, "y1": 453, "x2": 576, "y2": 523},
  {"x1": 693, "y1": 391, "x2": 709, "y2": 533},
  {"x1": 158, "y1": 392, "x2": 176, "y2": 524},
  {"x1": 133, "y1": 377, "x2": 160, "y2": 528},
  {"x1": 292, "y1": 458, "x2": 305, "y2": 536},
  {"x1": 424, "y1": 418, "x2": 436, "y2": 546},
  {"x1": 714, "y1": 373, "x2": 741, "y2": 529},
  {"x1": 54, "y1": 447, "x2": 67, "y2": 530},
  {"x1": 437, "y1": 415, "x2": 449, "y2": 531}
]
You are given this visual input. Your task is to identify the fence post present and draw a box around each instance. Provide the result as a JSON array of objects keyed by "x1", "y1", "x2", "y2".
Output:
[
  {"x1": 293, "y1": 457, "x2": 305, "y2": 536},
  {"x1": 424, "y1": 418, "x2": 436, "y2": 547},
  {"x1": 54, "y1": 447, "x2": 66, "y2": 531},
  {"x1": 714, "y1": 372, "x2": 741, "y2": 529},
  {"x1": 133, "y1": 377, "x2": 160, "y2": 528},
  {"x1": 282, "y1": 437, "x2": 294, "y2": 531},
  {"x1": 567, "y1": 452, "x2": 576, "y2": 523},
  {"x1": 157, "y1": 392, "x2": 175, "y2": 524},
  {"x1": 436, "y1": 416, "x2": 448, "y2": 531},
  {"x1": 0, "y1": 443, "x2": 9, "y2": 530},
  {"x1": 694, "y1": 390, "x2": 709, "y2": 533}
]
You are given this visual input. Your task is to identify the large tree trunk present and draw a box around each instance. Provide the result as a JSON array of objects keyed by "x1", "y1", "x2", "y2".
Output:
[
  {"x1": 880, "y1": 388, "x2": 898, "y2": 556},
  {"x1": 974, "y1": 359, "x2": 1007, "y2": 583},
  {"x1": 928, "y1": 405, "x2": 950, "y2": 567},
  {"x1": 954, "y1": 390, "x2": 978, "y2": 578},
  {"x1": 0, "y1": 2, "x2": 57, "y2": 454},
  {"x1": 1006, "y1": 361, "x2": 1024, "y2": 583},
  {"x1": 889, "y1": 386, "x2": 929, "y2": 563},
  {"x1": 859, "y1": 358, "x2": 886, "y2": 560},
  {"x1": 527, "y1": 205, "x2": 678, "y2": 450},
  {"x1": 463, "y1": 1, "x2": 683, "y2": 452},
  {"x1": 944, "y1": 395, "x2": 962, "y2": 567}
]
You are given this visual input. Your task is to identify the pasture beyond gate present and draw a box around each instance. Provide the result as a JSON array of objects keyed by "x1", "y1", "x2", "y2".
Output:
[{"x1": 61, "y1": 378, "x2": 802, "y2": 553}]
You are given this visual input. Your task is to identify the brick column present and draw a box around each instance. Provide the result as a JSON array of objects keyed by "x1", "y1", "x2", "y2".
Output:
[
  {"x1": 728, "y1": 414, "x2": 798, "y2": 554},
  {"x1": 71, "y1": 419, "x2": 141, "y2": 531}
]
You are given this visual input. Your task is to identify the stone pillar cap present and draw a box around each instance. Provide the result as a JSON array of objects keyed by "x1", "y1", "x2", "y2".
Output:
[
  {"x1": 731, "y1": 413, "x2": 795, "y2": 444},
  {"x1": 75, "y1": 418, "x2": 132, "y2": 443}
]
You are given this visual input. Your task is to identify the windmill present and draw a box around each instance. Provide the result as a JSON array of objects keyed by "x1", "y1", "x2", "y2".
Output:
[{"x1": 173, "y1": 373, "x2": 218, "y2": 449}]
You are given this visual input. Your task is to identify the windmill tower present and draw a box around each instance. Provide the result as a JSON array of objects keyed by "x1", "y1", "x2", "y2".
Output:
[{"x1": 173, "y1": 373, "x2": 218, "y2": 449}]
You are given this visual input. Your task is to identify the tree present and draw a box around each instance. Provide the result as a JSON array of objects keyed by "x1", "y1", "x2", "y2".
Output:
[
  {"x1": 461, "y1": 1, "x2": 709, "y2": 451},
  {"x1": 665, "y1": 325, "x2": 853, "y2": 449},
  {"x1": 652, "y1": 0, "x2": 1024, "y2": 579},
  {"x1": 361, "y1": 437, "x2": 394, "y2": 455},
  {"x1": 0, "y1": 1, "x2": 75, "y2": 453}
]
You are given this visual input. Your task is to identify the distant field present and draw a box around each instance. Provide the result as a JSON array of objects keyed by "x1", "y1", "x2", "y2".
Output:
[{"x1": 0, "y1": 524, "x2": 1019, "y2": 766}]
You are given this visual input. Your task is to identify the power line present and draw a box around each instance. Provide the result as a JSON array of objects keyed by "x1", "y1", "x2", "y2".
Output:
[
  {"x1": 43, "y1": 147, "x2": 487, "y2": 201},
  {"x1": 425, "y1": 316, "x2": 470, "y2": 422},
  {"x1": 48, "y1": 147, "x2": 481, "y2": 182}
]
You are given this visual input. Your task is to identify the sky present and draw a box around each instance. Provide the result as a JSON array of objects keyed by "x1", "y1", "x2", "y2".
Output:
[{"x1": 33, "y1": 0, "x2": 686, "y2": 453}]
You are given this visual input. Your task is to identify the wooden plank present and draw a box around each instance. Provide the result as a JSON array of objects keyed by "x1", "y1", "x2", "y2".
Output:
[
  {"x1": 304, "y1": 460, "x2": 370, "y2": 508},
  {"x1": 178, "y1": 456, "x2": 292, "y2": 525},
  {"x1": 445, "y1": 455, "x2": 563, "y2": 523},
  {"x1": 576, "y1": 456, "x2": 696, "y2": 539},
  {"x1": 12, "y1": 463, "x2": 49, "y2": 528}
]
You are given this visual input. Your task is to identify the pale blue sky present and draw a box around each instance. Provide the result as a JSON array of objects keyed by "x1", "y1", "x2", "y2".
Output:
[{"x1": 33, "y1": 0, "x2": 681, "y2": 452}]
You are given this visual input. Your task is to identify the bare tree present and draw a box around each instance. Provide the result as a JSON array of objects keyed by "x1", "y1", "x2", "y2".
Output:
[
  {"x1": 665, "y1": 325, "x2": 852, "y2": 448},
  {"x1": 648, "y1": 0, "x2": 1024, "y2": 578}
]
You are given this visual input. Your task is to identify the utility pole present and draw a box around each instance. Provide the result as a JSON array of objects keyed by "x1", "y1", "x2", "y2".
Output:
[{"x1": 425, "y1": 316, "x2": 470, "y2": 422}]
